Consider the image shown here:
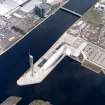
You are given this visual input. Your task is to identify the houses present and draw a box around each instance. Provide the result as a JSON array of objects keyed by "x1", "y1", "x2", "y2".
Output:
[{"x1": 95, "y1": 0, "x2": 105, "y2": 12}]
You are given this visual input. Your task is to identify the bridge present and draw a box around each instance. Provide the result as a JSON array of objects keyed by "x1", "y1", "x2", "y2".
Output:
[{"x1": 60, "y1": 7, "x2": 82, "y2": 17}]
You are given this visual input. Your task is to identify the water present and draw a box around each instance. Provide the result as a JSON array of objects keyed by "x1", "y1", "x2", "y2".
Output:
[
  {"x1": 0, "y1": 0, "x2": 99, "y2": 105},
  {"x1": 64, "y1": 0, "x2": 96, "y2": 14}
]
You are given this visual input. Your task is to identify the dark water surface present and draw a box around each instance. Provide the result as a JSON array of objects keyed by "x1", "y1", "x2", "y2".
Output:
[{"x1": 0, "y1": 0, "x2": 101, "y2": 105}]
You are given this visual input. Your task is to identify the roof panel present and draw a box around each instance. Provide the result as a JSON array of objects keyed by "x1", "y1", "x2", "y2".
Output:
[
  {"x1": 13, "y1": 0, "x2": 29, "y2": 5},
  {"x1": 20, "y1": 0, "x2": 37, "y2": 12},
  {"x1": 0, "y1": 4, "x2": 11, "y2": 15}
]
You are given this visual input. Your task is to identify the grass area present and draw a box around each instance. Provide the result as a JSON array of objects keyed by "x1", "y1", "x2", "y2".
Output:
[{"x1": 82, "y1": 7, "x2": 102, "y2": 25}]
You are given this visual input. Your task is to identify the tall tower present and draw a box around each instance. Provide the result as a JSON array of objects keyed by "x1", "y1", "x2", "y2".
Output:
[
  {"x1": 35, "y1": 0, "x2": 51, "y2": 18},
  {"x1": 29, "y1": 53, "x2": 34, "y2": 76},
  {"x1": 42, "y1": 0, "x2": 47, "y2": 3}
]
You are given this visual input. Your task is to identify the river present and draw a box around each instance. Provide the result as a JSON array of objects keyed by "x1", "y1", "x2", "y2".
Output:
[{"x1": 0, "y1": 0, "x2": 99, "y2": 105}]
